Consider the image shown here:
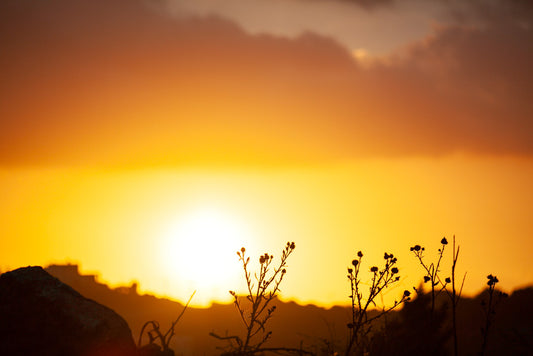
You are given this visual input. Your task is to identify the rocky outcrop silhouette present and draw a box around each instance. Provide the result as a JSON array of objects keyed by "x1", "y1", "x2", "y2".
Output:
[{"x1": 0, "y1": 266, "x2": 137, "y2": 356}]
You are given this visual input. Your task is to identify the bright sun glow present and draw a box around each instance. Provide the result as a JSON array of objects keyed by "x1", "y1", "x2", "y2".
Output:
[{"x1": 158, "y1": 208, "x2": 253, "y2": 305}]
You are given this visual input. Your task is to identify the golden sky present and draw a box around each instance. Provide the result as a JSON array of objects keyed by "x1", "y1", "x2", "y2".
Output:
[{"x1": 1, "y1": 0, "x2": 532, "y2": 307}]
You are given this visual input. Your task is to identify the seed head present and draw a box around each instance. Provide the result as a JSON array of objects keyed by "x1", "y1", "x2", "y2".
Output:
[{"x1": 487, "y1": 274, "x2": 499, "y2": 286}]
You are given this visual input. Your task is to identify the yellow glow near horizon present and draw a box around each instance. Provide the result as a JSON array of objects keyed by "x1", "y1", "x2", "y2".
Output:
[
  {"x1": 158, "y1": 208, "x2": 252, "y2": 295},
  {"x1": 1, "y1": 156, "x2": 533, "y2": 308}
]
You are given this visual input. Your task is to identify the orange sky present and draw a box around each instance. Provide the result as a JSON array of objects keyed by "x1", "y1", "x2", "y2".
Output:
[{"x1": 0, "y1": 0, "x2": 532, "y2": 307}]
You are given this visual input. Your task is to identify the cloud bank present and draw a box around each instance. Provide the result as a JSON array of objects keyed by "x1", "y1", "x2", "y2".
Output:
[{"x1": 0, "y1": 0, "x2": 531, "y2": 167}]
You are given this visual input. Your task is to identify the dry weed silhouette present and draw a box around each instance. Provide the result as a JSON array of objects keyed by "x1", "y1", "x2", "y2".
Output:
[
  {"x1": 211, "y1": 242, "x2": 312, "y2": 355},
  {"x1": 345, "y1": 251, "x2": 411, "y2": 356}
]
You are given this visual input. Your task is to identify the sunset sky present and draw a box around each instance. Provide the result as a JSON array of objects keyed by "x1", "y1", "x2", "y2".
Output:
[{"x1": 1, "y1": 0, "x2": 532, "y2": 307}]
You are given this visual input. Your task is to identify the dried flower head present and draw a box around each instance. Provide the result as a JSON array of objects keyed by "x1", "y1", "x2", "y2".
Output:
[
  {"x1": 259, "y1": 253, "x2": 270, "y2": 264},
  {"x1": 357, "y1": 251, "x2": 363, "y2": 258},
  {"x1": 351, "y1": 259, "x2": 359, "y2": 267},
  {"x1": 370, "y1": 266, "x2": 378, "y2": 273},
  {"x1": 487, "y1": 274, "x2": 499, "y2": 286},
  {"x1": 441, "y1": 237, "x2": 448, "y2": 245}
]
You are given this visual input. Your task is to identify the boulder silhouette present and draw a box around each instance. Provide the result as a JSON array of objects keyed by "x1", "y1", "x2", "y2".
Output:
[{"x1": 0, "y1": 266, "x2": 137, "y2": 356}]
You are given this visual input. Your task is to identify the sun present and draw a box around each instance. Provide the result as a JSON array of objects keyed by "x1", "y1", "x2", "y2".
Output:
[{"x1": 158, "y1": 208, "x2": 252, "y2": 304}]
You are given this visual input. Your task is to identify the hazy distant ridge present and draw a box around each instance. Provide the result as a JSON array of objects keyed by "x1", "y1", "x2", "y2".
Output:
[{"x1": 45, "y1": 264, "x2": 533, "y2": 356}]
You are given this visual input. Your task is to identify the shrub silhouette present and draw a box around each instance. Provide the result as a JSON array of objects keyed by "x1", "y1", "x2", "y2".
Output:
[{"x1": 367, "y1": 290, "x2": 451, "y2": 356}]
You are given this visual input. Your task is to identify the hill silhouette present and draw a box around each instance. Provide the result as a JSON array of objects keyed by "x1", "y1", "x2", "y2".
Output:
[
  {"x1": 45, "y1": 264, "x2": 352, "y2": 355},
  {"x1": 44, "y1": 264, "x2": 533, "y2": 355}
]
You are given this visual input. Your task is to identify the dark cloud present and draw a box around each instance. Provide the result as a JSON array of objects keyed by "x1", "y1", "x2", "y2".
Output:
[
  {"x1": 442, "y1": 0, "x2": 533, "y2": 24},
  {"x1": 413, "y1": 5, "x2": 531, "y2": 150},
  {"x1": 275, "y1": 0, "x2": 394, "y2": 9},
  {"x1": 336, "y1": 0, "x2": 394, "y2": 10},
  {"x1": 359, "y1": 6, "x2": 533, "y2": 155},
  {"x1": 0, "y1": 0, "x2": 531, "y2": 167}
]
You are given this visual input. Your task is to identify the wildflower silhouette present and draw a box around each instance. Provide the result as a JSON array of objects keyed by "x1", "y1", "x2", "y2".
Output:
[
  {"x1": 480, "y1": 274, "x2": 507, "y2": 356},
  {"x1": 345, "y1": 250, "x2": 410, "y2": 356},
  {"x1": 410, "y1": 237, "x2": 451, "y2": 316},
  {"x1": 210, "y1": 242, "x2": 311, "y2": 355},
  {"x1": 410, "y1": 236, "x2": 465, "y2": 356}
]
